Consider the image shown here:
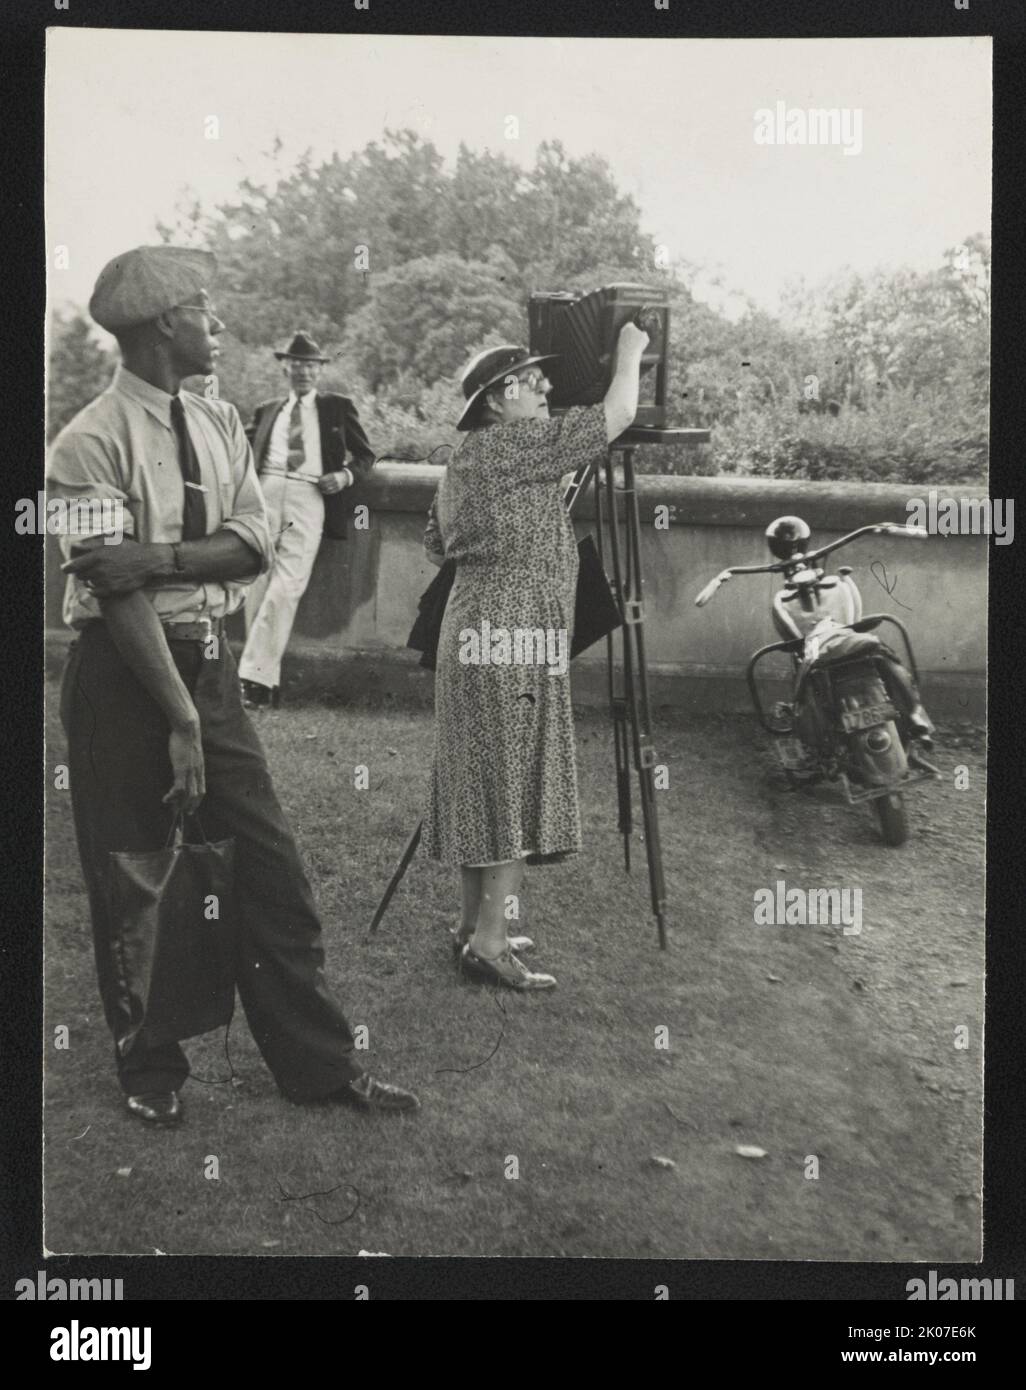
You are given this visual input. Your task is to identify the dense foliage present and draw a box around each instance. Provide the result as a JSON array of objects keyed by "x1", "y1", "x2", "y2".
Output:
[{"x1": 49, "y1": 132, "x2": 988, "y2": 483}]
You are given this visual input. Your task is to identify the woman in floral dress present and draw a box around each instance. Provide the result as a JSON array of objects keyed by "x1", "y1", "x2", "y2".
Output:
[{"x1": 422, "y1": 323, "x2": 649, "y2": 990}]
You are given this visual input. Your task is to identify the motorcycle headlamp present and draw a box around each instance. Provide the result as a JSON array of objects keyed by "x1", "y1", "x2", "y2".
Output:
[{"x1": 765, "y1": 515, "x2": 811, "y2": 561}]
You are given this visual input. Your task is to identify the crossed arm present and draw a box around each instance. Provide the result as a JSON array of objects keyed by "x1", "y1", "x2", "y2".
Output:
[
  {"x1": 53, "y1": 400, "x2": 270, "y2": 814},
  {"x1": 63, "y1": 532, "x2": 263, "y2": 814}
]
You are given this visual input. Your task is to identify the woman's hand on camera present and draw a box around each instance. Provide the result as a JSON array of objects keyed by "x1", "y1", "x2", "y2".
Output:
[
  {"x1": 617, "y1": 320, "x2": 650, "y2": 357},
  {"x1": 604, "y1": 322, "x2": 650, "y2": 441}
]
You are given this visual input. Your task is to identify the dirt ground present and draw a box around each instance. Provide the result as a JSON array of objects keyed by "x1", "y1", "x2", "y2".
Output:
[{"x1": 43, "y1": 692, "x2": 985, "y2": 1261}]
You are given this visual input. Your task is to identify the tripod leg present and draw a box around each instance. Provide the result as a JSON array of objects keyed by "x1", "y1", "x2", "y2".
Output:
[
  {"x1": 571, "y1": 448, "x2": 668, "y2": 944},
  {"x1": 594, "y1": 469, "x2": 617, "y2": 713},
  {"x1": 367, "y1": 819, "x2": 422, "y2": 934},
  {"x1": 630, "y1": 598, "x2": 669, "y2": 945},
  {"x1": 616, "y1": 446, "x2": 670, "y2": 948},
  {"x1": 603, "y1": 455, "x2": 635, "y2": 865},
  {"x1": 636, "y1": 761, "x2": 669, "y2": 948},
  {"x1": 611, "y1": 703, "x2": 631, "y2": 872}
]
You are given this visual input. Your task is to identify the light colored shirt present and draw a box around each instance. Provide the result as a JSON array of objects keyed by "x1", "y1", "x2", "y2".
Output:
[
  {"x1": 46, "y1": 364, "x2": 275, "y2": 629},
  {"x1": 266, "y1": 389, "x2": 323, "y2": 476}
]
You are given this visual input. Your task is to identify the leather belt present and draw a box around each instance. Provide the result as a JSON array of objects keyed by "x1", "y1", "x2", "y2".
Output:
[
  {"x1": 162, "y1": 617, "x2": 224, "y2": 643},
  {"x1": 259, "y1": 466, "x2": 322, "y2": 486}
]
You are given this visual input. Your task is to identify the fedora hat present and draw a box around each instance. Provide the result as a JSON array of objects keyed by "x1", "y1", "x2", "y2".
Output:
[
  {"x1": 456, "y1": 344, "x2": 558, "y2": 431},
  {"x1": 275, "y1": 330, "x2": 330, "y2": 362}
]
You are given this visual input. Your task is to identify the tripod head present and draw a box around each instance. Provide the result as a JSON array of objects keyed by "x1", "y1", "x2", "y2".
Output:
[{"x1": 614, "y1": 425, "x2": 710, "y2": 447}]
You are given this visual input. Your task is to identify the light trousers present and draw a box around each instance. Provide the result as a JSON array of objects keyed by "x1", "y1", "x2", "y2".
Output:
[{"x1": 239, "y1": 469, "x2": 325, "y2": 689}]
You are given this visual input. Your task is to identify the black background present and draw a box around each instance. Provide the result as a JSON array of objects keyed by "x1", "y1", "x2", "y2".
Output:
[{"x1": 1, "y1": 0, "x2": 1022, "y2": 1332}]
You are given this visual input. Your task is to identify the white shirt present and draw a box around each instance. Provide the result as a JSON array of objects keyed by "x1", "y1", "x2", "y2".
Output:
[
  {"x1": 46, "y1": 366, "x2": 274, "y2": 629},
  {"x1": 267, "y1": 389, "x2": 323, "y2": 476}
]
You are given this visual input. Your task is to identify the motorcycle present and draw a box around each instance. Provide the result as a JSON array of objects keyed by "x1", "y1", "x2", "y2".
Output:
[{"x1": 695, "y1": 516, "x2": 940, "y2": 846}]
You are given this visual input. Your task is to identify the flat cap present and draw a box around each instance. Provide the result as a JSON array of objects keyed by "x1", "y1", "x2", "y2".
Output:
[{"x1": 88, "y1": 246, "x2": 217, "y2": 332}]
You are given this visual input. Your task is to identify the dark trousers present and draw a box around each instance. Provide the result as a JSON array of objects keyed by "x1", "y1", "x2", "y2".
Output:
[{"x1": 59, "y1": 622, "x2": 362, "y2": 1100}]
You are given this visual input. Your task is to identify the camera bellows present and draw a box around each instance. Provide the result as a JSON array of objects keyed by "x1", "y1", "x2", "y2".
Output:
[{"x1": 528, "y1": 283, "x2": 670, "y2": 426}]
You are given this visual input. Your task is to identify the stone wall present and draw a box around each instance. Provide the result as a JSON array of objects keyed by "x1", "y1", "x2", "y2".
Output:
[{"x1": 45, "y1": 467, "x2": 988, "y2": 718}]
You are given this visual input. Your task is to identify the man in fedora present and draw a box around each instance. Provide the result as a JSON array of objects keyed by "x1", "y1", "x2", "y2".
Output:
[
  {"x1": 47, "y1": 248, "x2": 418, "y2": 1125},
  {"x1": 238, "y1": 331, "x2": 375, "y2": 708}
]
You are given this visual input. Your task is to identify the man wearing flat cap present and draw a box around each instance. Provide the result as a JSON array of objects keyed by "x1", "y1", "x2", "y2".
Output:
[
  {"x1": 238, "y1": 332, "x2": 375, "y2": 709},
  {"x1": 47, "y1": 246, "x2": 418, "y2": 1125}
]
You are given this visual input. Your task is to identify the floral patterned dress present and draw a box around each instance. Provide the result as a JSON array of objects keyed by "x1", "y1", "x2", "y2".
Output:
[{"x1": 422, "y1": 405, "x2": 608, "y2": 866}]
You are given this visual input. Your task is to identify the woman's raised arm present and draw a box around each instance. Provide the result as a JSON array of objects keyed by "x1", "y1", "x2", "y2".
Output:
[{"x1": 603, "y1": 321, "x2": 650, "y2": 442}]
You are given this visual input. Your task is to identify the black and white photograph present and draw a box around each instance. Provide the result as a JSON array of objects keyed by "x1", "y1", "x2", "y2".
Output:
[{"x1": 39, "y1": 23, "x2": 991, "y2": 1268}]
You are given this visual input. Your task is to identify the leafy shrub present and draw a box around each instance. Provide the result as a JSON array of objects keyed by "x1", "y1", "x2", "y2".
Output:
[{"x1": 708, "y1": 385, "x2": 987, "y2": 486}]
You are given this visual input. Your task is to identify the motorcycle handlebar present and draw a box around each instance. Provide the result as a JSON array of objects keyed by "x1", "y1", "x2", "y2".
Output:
[
  {"x1": 808, "y1": 520, "x2": 928, "y2": 560},
  {"x1": 693, "y1": 521, "x2": 929, "y2": 605},
  {"x1": 694, "y1": 573, "x2": 728, "y2": 607}
]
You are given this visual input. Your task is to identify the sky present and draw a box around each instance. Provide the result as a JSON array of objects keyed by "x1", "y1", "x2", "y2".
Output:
[{"x1": 46, "y1": 30, "x2": 991, "y2": 323}]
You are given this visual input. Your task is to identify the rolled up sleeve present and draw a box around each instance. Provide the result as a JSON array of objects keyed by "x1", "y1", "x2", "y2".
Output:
[
  {"x1": 45, "y1": 430, "x2": 137, "y2": 555},
  {"x1": 219, "y1": 403, "x2": 274, "y2": 576}
]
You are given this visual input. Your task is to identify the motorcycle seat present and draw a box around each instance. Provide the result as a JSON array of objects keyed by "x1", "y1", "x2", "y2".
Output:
[{"x1": 805, "y1": 630, "x2": 883, "y2": 668}]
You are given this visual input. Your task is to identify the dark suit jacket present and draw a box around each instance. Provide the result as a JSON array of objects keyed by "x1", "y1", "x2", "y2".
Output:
[{"x1": 246, "y1": 392, "x2": 375, "y2": 540}]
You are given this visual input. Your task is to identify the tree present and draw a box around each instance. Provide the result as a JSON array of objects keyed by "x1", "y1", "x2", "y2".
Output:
[
  {"x1": 442, "y1": 144, "x2": 526, "y2": 269},
  {"x1": 779, "y1": 237, "x2": 991, "y2": 406},
  {"x1": 47, "y1": 312, "x2": 115, "y2": 440},
  {"x1": 340, "y1": 251, "x2": 523, "y2": 392},
  {"x1": 512, "y1": 141, "x2": 657, "y2": 285},
  {"x1": 157, "y1": 133, "x2": 659, "y2": 350},
  {"x1": 158, "y1": 131, "x2": 454, "y2": 346}
]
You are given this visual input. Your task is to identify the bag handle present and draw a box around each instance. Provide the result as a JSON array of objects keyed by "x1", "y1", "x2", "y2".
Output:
[{"x1": 164, "y1": 810, "x2": 212, "y2": 849}]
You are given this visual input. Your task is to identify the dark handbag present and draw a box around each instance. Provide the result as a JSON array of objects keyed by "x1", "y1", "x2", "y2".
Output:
[
  {"x1": 106, "y1": 816, "x2": 237, "y2": 1054},
  {"x1": 407, "y1": 533, "x2": 622, "y2": 671},
  {"x1": 572, "y1": 533, "x2": 624, "y2": 658}
]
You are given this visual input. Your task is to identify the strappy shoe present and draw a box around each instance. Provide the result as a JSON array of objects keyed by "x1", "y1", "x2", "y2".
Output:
[
  {"x1": 449, "y1": 926, "x2": 535, "y2": 962},
  {"x1": 460, "y1": 944, "x2": 557, "y2": 991}
]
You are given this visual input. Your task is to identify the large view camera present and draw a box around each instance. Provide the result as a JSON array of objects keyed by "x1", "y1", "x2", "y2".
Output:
[{"x1": 528, "y1": 283, "x2": 670, "y2": 428}]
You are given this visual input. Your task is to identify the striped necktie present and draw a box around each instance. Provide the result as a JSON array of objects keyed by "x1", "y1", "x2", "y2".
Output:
[
  {"x1": 286, "y1": 397, "x2": 306, "y2": 471},
  {"x1": 169, "y1": 395, "x2": 207, "y2": 541}
]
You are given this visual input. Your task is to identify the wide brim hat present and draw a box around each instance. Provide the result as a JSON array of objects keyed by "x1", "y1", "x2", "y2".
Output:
[
  {"x1": 456, "y1": 344, "x2": 558, "y2": 430},
  {"x1": 275, "y1": 330, "x2": 330, "y2": 362}
]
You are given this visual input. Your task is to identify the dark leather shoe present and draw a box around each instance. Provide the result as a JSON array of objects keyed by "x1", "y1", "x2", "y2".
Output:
[
  {"x1": 241, "y1": 679, "x2": 272, "y2": 708},
  {"x1": 329, "y1": 1074, "x2": 420, "y2": 1114},
  {"x1": 125, "y1": 1091, "x2": 183, "y2": 1126},
  {"x1": 460, "y1": 944, "x2": 557, "y2": 991},
  {"x1": 449, "y1": 926, "x2": 535, "y2": 961}
]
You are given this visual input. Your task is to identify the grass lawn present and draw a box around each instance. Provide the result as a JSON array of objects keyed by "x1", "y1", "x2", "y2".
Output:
[{"x1": 44, "y1": 683, "x2": 985, "y2": 1260}]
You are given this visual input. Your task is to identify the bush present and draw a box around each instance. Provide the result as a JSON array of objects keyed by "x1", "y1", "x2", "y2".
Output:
[
  {"x1": 704, "y1": 385, "x2": 987, "y2": 486},
  {"x1": 47, "y1": 313, "x2": 116, "y2": 440}
]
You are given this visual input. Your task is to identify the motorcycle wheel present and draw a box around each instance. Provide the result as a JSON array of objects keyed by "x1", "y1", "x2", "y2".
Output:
[{"x1": 874, "y1": 792, "x2": 909, "y2": 846}]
